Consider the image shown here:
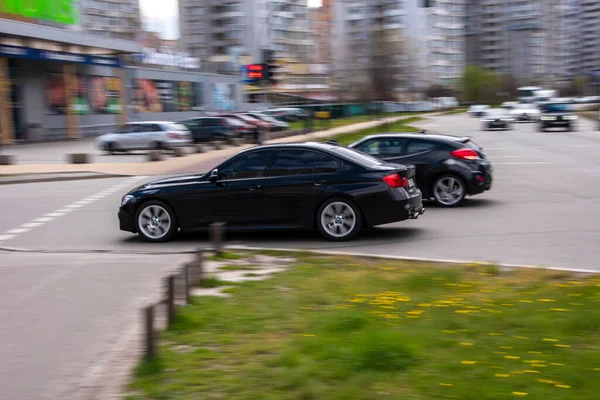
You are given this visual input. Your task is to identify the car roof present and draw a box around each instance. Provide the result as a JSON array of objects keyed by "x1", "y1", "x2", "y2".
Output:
[
  {"x1": 127, "y1": 121, "x2": 177, "y2": 125},
  {"x1": 351, "y1": 133, "x2": 471, "y2": 144}
]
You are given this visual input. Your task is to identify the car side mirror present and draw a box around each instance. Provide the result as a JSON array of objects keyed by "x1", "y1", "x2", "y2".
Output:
[{"x1": 209, "y1": 169, "x2": 219, "y2": 183}]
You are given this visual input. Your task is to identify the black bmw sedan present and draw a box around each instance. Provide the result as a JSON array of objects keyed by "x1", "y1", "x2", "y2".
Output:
[
  {"x1": 119, "y1": 142, "x2": 424, "y2": 242},
  {"x1": 349, "y1": 133, "x2": 492, "y2": 207}
]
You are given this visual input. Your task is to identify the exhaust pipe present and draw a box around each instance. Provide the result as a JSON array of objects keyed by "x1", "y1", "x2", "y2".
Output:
[{"x1": 409, "y1": 208, "x2": 425, "y2": 219}]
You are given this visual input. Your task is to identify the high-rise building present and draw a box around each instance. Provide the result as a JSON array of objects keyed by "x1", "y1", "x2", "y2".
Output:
[
  {"x1": 333, "y1": 0, "x2": 465, "y2": 94},
  {"x1": 309, "y1": 0, "x2": 333, "y2": 65},
  {"x1": 179, "y1": 0, "x2": 312, "y2": 69},
  {"x1": 78, "y1": 0, "x2": 141, "y2": 40},
  {"x1": 579, "y1": 0, "x2": 600, "y2": 76}
]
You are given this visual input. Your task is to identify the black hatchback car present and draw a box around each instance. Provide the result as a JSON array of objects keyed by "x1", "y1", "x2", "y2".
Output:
[
  {"x1": 539, "y1": 102, "x2": 578, "y2": 131},
  {"x1": 180, "y1": 117, "x2": 234, "y2": 142},
  {"x1": 349, "y1": 133, "x2": 492, "y2": 207},
  {"x1": 119, "y1": 142, "x2": 424, "y2": 242}
]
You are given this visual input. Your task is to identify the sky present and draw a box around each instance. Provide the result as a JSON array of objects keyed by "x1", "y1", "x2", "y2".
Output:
[{"x1": 139, "y1": 0, "x2": 322, "y2": 40}]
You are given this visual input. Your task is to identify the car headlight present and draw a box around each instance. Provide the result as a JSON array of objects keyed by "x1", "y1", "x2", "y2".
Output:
[
  {"x1": 563, "y1": 115, "x2": 578, "y2": 120},
  {"x1": 121, "y1": 195, "x2": 136, "y2": 206},
  {"x1": 541, "y1": 116, "x2": 557, "y2": 121}
]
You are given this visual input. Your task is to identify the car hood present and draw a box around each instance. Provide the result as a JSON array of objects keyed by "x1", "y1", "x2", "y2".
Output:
[
  {"x1": 542, "y1": 112, "x2": 572, "y2": 116},
  {"x1": 132, "y1": 174, "x2": 204, "y2": 191}
]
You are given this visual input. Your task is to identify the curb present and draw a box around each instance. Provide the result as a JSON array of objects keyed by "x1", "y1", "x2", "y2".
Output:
[
  {"x1": 0, "y1": 172, "x2": 126, "y2": 185},
  {"x1": 225, "y1": 245, "x2": 600, "y2": 275}
]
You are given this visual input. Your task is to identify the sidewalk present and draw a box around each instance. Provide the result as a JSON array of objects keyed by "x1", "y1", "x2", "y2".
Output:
[{"x1": 0, "y1": 115, "x2": 423, "y2": 177}]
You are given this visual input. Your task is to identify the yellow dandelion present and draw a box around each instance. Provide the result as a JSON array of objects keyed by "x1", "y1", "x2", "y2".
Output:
[
  {"x1": 500, "y1": 346, "x2": 513, "y2": 349},
  {"x1": 460, "y1": 342, "x2": 474, "y2": 346},
  {"x1": 523, "y1": 360, "x2": 545, "y2": 364},
  {"x1": 442, "y1": 330, "x2": 455, "y2": 334},
  {"x1": 501, "y1": 303, "x2": 515, "y2": 307},
  {"x1": 567, "y1": 293, "x2": 583, "y2": 297},
  {"x1": 439, "y1": 383, "x2": 454, "y2": 387},
  {"x1": 518, "y1": 300, "x2": 533, "y2": 303},
  {"x1": 555, "y1": 344, "x2": 571, "y2": 348},
  {"x1": 550, "y1": 308, "x2": 571, "y2": 312},
  {"x1": 550, "y1": 363, "x2": 565, "y2": 366},
  {"x1": 523, "y1": 370, "x2": 540, "y2": 374},
  {"x1": 418, "y1": 303, "x2": 432, "y2": 307},
  {"x1": 385, "y1": 314, "x2": 399, "y2": 319},
  {"x1": 532, "y1": 364, "x2": 546, "y2": 368},
  {"x1": 555, "y1": 384, "x2": 571, "y2": 389},
  {"x1": 406, "y1": 315, "x2": 421, "y2": 319},
  {"x1": 489, "y1": 366, "x2": 504, "y2": 369},
  {"x1": 407, "y1": 310, "x2": 424, "y2": 315},
  {"x1": 494, "y1": 351, "x2": 507, "y2": 355},
  {"x1": 489, "y1": 333, "x2": 503, "y2": 336},
  {"x1": 567, "y1": 281, "x2": 582, "y2": 285},
  {"x1": 543, "y1": 338, "x2": 560, "y2": 342},
  {"x1": 349, "y1": 298, "x2": 366, "y2": 303},
  {"x1": 528, "y1": 351, "x2": 543, "y2": 355},
  {"x1": 505, "y1": 356, "x2": 520, "y2": 360},
  {"x1": 570, "y1": 303, "x2": 584, "y2": 306},
  {"x1": 512, "y1": 392, "x2": 528, "y2": 396},
  {"x1": 380, "y1": 306, "x2": 396, "y2": 309},
  {"x1": 461, "y1": 360, "x2": 477, "y2": 365},
  {"x1": 514, "y1": 336, "x2": 529, "y2": 339},
  {"x1": 455, "y1": 310, "x2": 474, "y2": 314},
  {"x1": 495, "y1": 373, "x2": 510, "y2": 378},
  {"x1": 432, "y1": 277, "x2": 445, "y2": 281},
  {"x1": 537, "y1": 299, "x2": 557, "y2": 302},
  {"x1": 594, "y1": 368, "x2": 600, "y2": 371},
  {"x1": 538, "y1": 379, "x2": 556, "y2": 384},
  {"x1": 302, "y1": 334, "x2": 316, "y2": 337}
]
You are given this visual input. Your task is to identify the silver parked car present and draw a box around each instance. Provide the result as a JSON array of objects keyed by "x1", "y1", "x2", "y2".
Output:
[{"x1": 97, "y1": 122, "x2": 192, "y2": 153}]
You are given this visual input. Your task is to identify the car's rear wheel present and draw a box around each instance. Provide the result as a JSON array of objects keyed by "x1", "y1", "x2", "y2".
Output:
[
  {"x1": 105, "y1": 142, "x2": 118, "y2": 154},
  {"x1": 317, "y1": 198, "x2": 362, "y2": 241},
  {"x1": 135, "y1": 200, "x2": 178, "y2": 242},
  {"x1": 433, "y1": 175, "x2": 466, "y2": 207}
]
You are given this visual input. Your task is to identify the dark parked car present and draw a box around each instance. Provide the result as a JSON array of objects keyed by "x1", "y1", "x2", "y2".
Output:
[
  {"x1": 119, "y1": 142, "x2": 424, "y2": 242},
  {"x1": 349, "y1": 133, "x2": 492, "y2": 207},
  {"x1": 180, "y1": 117, "x2": 233, "y2": 142},
  {"x1": 481, "y1": 109, "x2": 514, "y2": 130},
  {"x1": 539, "y1": 102, "x2": 578, "y2": 131}
]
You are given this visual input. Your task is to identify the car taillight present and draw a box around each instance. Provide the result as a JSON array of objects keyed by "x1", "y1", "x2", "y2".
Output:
[
  {"x1": 383, "y1": 174, "x2": 409, "y2": 188},
  {"x1": 168, "y1": 131, "x2": 180, "y2": 139},
  {"x1": 451, "y1": 148, "x2": 480, "y2": 160}
]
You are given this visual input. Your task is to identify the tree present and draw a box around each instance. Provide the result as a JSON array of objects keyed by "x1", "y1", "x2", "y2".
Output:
[
  {"x1": 425, "y1": 84, "x2": 456, "y2": 99},
  {"x1": 564, "y1": 76, "x2": 588, "y2": 97},
  {"x1": 460, "y1": 66, "x2": 501, "y2": 103}
]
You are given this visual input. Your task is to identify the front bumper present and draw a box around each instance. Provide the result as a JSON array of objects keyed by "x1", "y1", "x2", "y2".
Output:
[{"x1": 118, "y1": 206, "x2": 136, "y2": 233}]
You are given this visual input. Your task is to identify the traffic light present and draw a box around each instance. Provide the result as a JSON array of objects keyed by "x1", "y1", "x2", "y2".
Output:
[{"x1": 263, "y1": 49, "x2": 278, "y2": 86}]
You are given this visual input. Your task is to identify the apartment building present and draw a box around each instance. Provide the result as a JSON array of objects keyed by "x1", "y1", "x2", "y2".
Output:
[
  {"x1": 78, "y1": 0, "x2": 141, "y2": 40},
  {"x1": 179, "y1": 0, "x2": 311, "y2": 68},
  {"x1": 579, "y1": 0, "x2": 600, "y2": 75},
  {"x1": 309, "y1": 0, "x2": 334, "y2": 65}
]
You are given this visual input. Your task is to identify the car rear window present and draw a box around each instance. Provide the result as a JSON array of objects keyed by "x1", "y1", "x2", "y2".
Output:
[{"x1": 331, "y1": 146, "x2": 385, "y2": 167}]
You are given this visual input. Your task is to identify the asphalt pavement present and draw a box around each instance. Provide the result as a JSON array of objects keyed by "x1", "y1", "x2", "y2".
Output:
[{"x1": 2, "y1": 113, "x2": 600, "y2": 398}]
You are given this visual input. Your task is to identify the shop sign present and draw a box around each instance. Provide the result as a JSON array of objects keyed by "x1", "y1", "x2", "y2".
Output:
[
  {"x1": 0, "y1": 45, "x2": 121, "y2": 67},
  {"x1": 0, "y1": 0, "x2": 78, "y2": 25},
  {"x1": 132, "y1": 48, "x2": 200, "y2": 70}
]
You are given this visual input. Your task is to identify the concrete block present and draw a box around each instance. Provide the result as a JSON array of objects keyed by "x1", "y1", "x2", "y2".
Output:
[
  {"x1": 0, "y1": 154, "x2": 15, "y2": 165},
  {"x1": 148, "y1": 150, "x2": 162, "y2": 162},
  {"x1": 173, "y1": 147, "x2": 186, "y2": 157},
  {"x1": 68, "y1": 153, "x2": 91, "y2": 164}
]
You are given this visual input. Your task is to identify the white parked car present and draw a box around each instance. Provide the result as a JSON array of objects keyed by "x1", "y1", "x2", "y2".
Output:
[
  {"x1": 509, "y1": 103, "x2": 541, "y2": 122},
  {"x1": 468, "y1": 105, "x2": 490, "y2": 117},
  {"x1": 97, "y1": 122, "x2": 192, "y2": 153}
]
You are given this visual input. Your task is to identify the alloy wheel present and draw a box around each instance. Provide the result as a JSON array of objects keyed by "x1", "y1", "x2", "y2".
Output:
[
  {"x1": 320, "y1": 201, "x2": 356, "y2": 239},
  {"x1": 433, "y1": 176, "x2": 465, "y2": 206},
  {"x1": 138, "y1": 205, "x2": 171, "y2": 240}
]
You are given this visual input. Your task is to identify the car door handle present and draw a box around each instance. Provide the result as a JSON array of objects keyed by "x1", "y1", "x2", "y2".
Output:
[
  {"x1": 313, "y1": 180, "x2": 327, "y2": 186},
  {"x1": 248, "y1": 184, "x2": 262, "y2": 191}
]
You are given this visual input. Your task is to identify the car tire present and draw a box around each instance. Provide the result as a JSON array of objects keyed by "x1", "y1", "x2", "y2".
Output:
[
  {"x1": 539, "y1": 126, "x2": 545, "y2": 132},
  {"x1": 432, "y1": 174, "x2": 466, "y2": 207},
  {"x1": 317, "y1": 197, "x2": 362, "y2": 241},
  {"x1": 135, "y1": 200, "x2": 179, "y2": 243},
  {"x1": 105, "y1": 142, "x2": 117, "y2": 154},
  {"x1": 567, "y1": 124, "x2": 574, "y2": 132},
  {"x1": 151, "y1": 141, "x2": 163, "y2": 151}
]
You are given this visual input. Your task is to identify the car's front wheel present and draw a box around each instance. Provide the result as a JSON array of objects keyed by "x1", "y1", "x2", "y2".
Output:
[
  {"x1": 433, "y1": 175, "x2": 466, "y2": 207},
  {"x1": 317, "y1": 198, "x2": 362, "y2": 241},
  {"x1": 135, "y1": 200, "x2": 178, "y2": 242}
]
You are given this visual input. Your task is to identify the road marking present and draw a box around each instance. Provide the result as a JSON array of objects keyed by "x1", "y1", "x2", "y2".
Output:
[
  {"x1": 491, "y1": 155, "x2": 533, "y2": 159},
  {"x1": 495, "y1": 162, "x2": 550, "y2": 165},
  {"x1": 0, "y1": 176, "x2": 147, "y2": 245}
]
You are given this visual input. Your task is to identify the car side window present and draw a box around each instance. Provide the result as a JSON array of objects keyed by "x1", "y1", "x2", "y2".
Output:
[
  {"x1": 219, "y1": 151, "x2": 274, "y2": 180},
  {"x1": 270, "y1": 150, "x2": 339, "y2": 177},
  {"x1": 354, "y1": 139, "x2": 405, "y2": 157},
  {"x1": 128, "y1": 124, "x2": 142, "y2": 133},
  {"x1": 150, "y1": 124, "x2": 163, "y2": 132},
  {"x1": 405, "y1": 140, "x2": 437, "y2": 155}
]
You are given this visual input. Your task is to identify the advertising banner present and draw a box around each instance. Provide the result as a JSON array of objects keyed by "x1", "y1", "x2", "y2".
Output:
[
  {"x1": 134, "y1": 79, "x2": 200, "y2": 113},
  {"x1": 46, "y1": 74, "x2": 120, "y2": 115},
  {"x1": 212, "y1": 83, "x2": 236, "y2": 111}
]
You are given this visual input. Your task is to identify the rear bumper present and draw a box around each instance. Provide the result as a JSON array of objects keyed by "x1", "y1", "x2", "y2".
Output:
[{"x1": 364, "y1": 188, "x2": 424, "y2": 227}]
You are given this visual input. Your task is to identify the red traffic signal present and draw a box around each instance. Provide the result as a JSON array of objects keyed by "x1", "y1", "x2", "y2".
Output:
[{"x1": 246, "y1": 64, "x2": 265, "y2": 80}]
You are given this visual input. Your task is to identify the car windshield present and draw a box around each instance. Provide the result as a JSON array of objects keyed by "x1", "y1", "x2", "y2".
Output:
[
  {"x1": 487, "y1": 109, "x2": 507, "y2": 117},
  {"x1": 544, "y1": 104, "x2": 570, "y2": 112},
  {"x1": 332, "y1": 146, "x2": 385, "y2": 167},
  {"x1": 235, "y1": 115, "x2": 258, "y2": 122},
  {"x1": 166, "y1": 123, "x2": 189, "y2": 131}
]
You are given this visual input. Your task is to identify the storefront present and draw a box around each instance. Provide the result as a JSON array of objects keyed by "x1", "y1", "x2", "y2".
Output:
[{"x1": 0, "y1": 18, "x2": 248, "y2": 144}]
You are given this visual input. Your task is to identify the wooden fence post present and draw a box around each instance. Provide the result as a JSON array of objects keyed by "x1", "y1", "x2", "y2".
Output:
[
  {"x1": 210, "y1": 222, "x2": 226, "y2": 255},
  {"x1": 184, "y1": 265, "x2": 191, "y2": 304},
  {"x1": 166, "y1": 275, "x2": 175, "y2": 325},
  {"x1": 144, "y1": 305, "x2": 155, "y2": 360}
]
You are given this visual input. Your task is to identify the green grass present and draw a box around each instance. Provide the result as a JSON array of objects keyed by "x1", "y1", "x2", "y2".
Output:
[
  {"x1": 325, "y1": 117, "x2": 424, "y2": 145},
  {"x1": 198, "y1": 277, "x2": 235, "y2": 288},
  {"x1": 208, "y1": 252, "x2": 245, "y2": 262},
  {"x1": 442, "y1": 107, "x2": 468, "y2": 115},
  {"x1": 288, "y1": 113, "x2": 428, "y2": 132},
  {"x1": 128, "y1": 254, "x2": 600, "y2": 399}
]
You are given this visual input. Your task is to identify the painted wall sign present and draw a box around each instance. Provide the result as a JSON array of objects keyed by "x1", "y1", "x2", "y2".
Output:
[
  {"x1": 0, "y1": 0, "x2": 78, "y2": 24},
  {"x1": 0, "y1": 45, "x2": 121, "y2": 67}
]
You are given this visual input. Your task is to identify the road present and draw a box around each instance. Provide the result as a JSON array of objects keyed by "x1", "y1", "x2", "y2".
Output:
[{"x1": 1, "y1": 113, "x2": 600, "y2": 398}]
